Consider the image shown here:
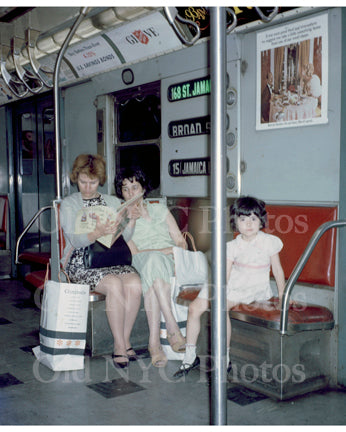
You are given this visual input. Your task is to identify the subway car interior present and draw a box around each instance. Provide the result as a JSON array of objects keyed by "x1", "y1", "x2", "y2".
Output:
[{"x1": 0, "y1": 5, "x2": 346, "y2": 427}]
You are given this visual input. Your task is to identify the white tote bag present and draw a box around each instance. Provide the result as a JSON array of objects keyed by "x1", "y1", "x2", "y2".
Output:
[
  {"x1": 33, "y1": 269, "x2": 89, "y2": 371},
  {"x1": 173, "y1": 232, "x2": 209, "y2": 288}
]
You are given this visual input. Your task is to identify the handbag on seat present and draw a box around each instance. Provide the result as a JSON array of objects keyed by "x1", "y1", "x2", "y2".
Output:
[{"x1": 83, "y1": 234, "x2": 132, "y2": 269}]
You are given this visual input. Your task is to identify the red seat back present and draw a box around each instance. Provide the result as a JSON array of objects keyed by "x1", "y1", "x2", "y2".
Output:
[
  {"x1": 0, "y1": 195, "x2": 8, "y2": 233},
  {"x1": 56, "y1": 203, "x2": 66, "y2": 260},
  {"x1": 264, "y1": 205, "x2": 337, "y2": 286}
]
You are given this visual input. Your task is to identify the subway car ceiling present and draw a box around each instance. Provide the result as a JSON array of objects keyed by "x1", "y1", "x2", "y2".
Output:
[{"x1": 0, "y1": 6, "x2": 315, "y2": 106}]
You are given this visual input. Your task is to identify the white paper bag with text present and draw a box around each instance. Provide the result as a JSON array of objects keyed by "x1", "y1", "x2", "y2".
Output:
[{"x1": 33, "y1": 279, "x2": 89, "y2": 371}]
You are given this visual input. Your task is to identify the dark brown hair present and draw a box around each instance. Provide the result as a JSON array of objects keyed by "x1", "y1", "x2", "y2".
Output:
[
  {"x1": 114, "y1": 166, "x2": 152, "y2": 199},
  {"x1": 230, "y1": 196, "x2": 267, "y2": 231}
]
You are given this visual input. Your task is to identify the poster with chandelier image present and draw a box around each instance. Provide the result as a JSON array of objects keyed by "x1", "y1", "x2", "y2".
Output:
[{"x1": 256, "y1": 13, "x2": 328, "y2": 130}]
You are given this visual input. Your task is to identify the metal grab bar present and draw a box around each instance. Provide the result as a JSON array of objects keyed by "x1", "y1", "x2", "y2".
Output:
[
  {"x1": 164, "y1": 7, "x2": 201, "y2": 46},
  {"x1": 54, "y1": 7, "x2": 90, "y2": 200},
  {"x1": 280, "y1": 219, "x2": 346, "y2": 334},
  {"x1": 255, "y1": 7, "x2": 279, "y2": 23},
  {"x1": 0, "y1": 45, "x2": 29, "y2": 99},
  {"x1": 226, "y1": 8, "x2": 237, "y2": 33},
  {"x1": 26, "y1": 28, "x2": 54, "y2": 88},
  {"x1": 11, "y1": 36, "x2": 44, "y2": 94},
  {"x1": 15, "y1": 206, "x2": 53, "y2": 264}
]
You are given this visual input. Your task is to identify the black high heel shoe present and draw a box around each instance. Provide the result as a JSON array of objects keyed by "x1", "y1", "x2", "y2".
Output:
[
  {"x1": 112, "y1": 354, "x2": 129, "y2": 369},
  {"x1": 126, "y1": 347, "x2": 138, "y2": 362}
]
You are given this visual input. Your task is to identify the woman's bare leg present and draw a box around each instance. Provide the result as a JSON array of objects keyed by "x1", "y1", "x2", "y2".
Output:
[
  {"x1": 144, "y1": 286, "x2": 167, "y2": 367},
  {"x1": 143, "y1": 286, "x2": 162, "y2": 348},
  {"x1": 152, "y1": 279, "x2": 181, "y2": 336},
  {"x1": 121, "y1": 272, "x2": 142, "y2": 350},
  {"x1": 96, "y1": 274, "x2": 128, "y2": 361}
]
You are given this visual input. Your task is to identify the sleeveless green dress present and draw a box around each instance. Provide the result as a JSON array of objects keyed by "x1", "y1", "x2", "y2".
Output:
[{"x1": 131, "y1": 203, "x2": 175, "y2": 294}]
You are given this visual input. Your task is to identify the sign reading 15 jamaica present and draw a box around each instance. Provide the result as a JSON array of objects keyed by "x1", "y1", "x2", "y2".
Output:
[{"x1": 168, "y1": 76, "x2": 211, "y2": 102}]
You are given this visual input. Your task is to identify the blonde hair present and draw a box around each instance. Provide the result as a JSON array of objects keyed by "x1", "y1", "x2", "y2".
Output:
[{"x1": 70, "y1": 154, "x2": 106, "y2": 186}]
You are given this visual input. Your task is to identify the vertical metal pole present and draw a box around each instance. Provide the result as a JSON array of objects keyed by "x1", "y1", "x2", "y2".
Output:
[
  {"x1": 51, "y1": 7, "x2": 89, "y2": 281},
  {"x1": 210, "y1": 7, "x2": 227, "y2": 425},
  {"x1": 53, "y1": 7, "x2": 89, "y2": 200}
]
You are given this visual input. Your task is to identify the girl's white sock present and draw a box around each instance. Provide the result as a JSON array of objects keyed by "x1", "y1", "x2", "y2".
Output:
[{"x1": 183, "y1": 344, "x2": 197, "y2": 365}]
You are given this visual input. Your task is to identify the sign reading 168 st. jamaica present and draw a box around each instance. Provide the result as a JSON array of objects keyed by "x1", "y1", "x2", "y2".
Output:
[{"x1": 168, "y1": 76, "x2": 210, "y2": 102}]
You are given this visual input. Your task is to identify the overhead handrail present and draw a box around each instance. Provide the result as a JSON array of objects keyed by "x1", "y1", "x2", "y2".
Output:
[
  {"x1": 255, "y1": 7, "x2": 279, "y2": 23},
  {"x1": 0, "y1": 44, "x2": 28, "y2": 98},
  {"x1": 11, "y1": 36, "x2": 44, "y2": 94},
  {"x1": 280, "y1": 219, "x2": 346, "y2": 334},
  {"x1": 26, "y1": 28, "x2": 53, "y2": 88},
  {"x1": 54, "y1": 6, "x2": 90, "y2": 200},
  {"x1": 226, "y1": 8, "x2": 237, "y2": 33},
  {"x1": 164, "y1": 7, "x2": 201, "y2": 46},
  {"x1": 15, "y1": 206, "x2": 53, "y2": 264}
]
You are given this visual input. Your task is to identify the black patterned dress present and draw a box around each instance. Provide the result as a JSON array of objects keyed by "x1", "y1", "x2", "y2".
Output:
[{"x1": 66, "y1": 195, "x2": 138, "y2": 290}]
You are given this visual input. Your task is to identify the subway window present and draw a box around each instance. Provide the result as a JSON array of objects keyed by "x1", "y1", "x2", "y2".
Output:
[{"x1": 114, "y1": 81, "x2": 161, "y2": 195}]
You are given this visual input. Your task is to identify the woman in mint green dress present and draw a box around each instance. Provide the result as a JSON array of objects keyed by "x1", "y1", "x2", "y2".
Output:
[{"x1": 115, "y1": 167, "x2": 187, "y2": 367}]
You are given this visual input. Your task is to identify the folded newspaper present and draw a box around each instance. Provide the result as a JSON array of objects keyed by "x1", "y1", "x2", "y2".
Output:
[{"x1": 74, "y1": 193, "x2": 143, "y2": 247}]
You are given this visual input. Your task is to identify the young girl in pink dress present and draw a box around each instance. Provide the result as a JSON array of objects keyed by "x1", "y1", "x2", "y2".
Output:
[{"x1": 173, "y1": 196, "x2": 286, "y2": 378}]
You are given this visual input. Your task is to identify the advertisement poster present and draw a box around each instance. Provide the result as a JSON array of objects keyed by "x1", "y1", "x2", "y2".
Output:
[
  {"x1": 64, "y1": 35, "x2": 122, "y2": 78},
  {"x1": 256, "y1": 13, "x2": 328, "y2": 130},
  {"x1": 106, "y1": 11, "x2": 181, "y2": 63}
]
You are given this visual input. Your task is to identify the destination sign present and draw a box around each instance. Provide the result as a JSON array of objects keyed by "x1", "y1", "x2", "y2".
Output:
[
  {"x1": 168, "y1": 76, "x2": 210, "y2": 102},
  {"x1": 169, "y1": 157, "x2": 210, "y2": 177},
  {"x1": 168, "y1": 115, "x2": 210, "y2": 138}
]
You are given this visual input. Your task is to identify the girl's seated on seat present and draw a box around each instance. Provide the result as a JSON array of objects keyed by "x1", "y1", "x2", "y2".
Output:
[{"x1": 173, "y1": 195, "x2": 286, "y2": 378}]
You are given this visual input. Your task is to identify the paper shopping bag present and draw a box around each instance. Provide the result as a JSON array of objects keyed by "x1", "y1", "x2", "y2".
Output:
[{"x1": 33, "y1": 277, "x2": 89, "y2": 371}]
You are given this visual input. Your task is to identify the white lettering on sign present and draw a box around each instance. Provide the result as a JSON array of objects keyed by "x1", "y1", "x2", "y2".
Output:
[
  {"x1": 182, "y1": 160, "x2": 208, "y2": 175},
  {"x1": 169, "y1": 158, "x2": 210, "y2": 177},
  {"x1": 172, "y1": 162, "x2": 180, "y2": 176},
  {"x1": 168, "y1": 115, "x2": 211, "y2": 138},
  {"x1": 172, "y1": 122, "x2": 203, "y2": 137}
]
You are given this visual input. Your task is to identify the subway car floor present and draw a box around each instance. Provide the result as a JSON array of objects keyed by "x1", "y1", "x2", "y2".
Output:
[{"x1": 0, "y1": 278, "x2": 345, "y2": 427}]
